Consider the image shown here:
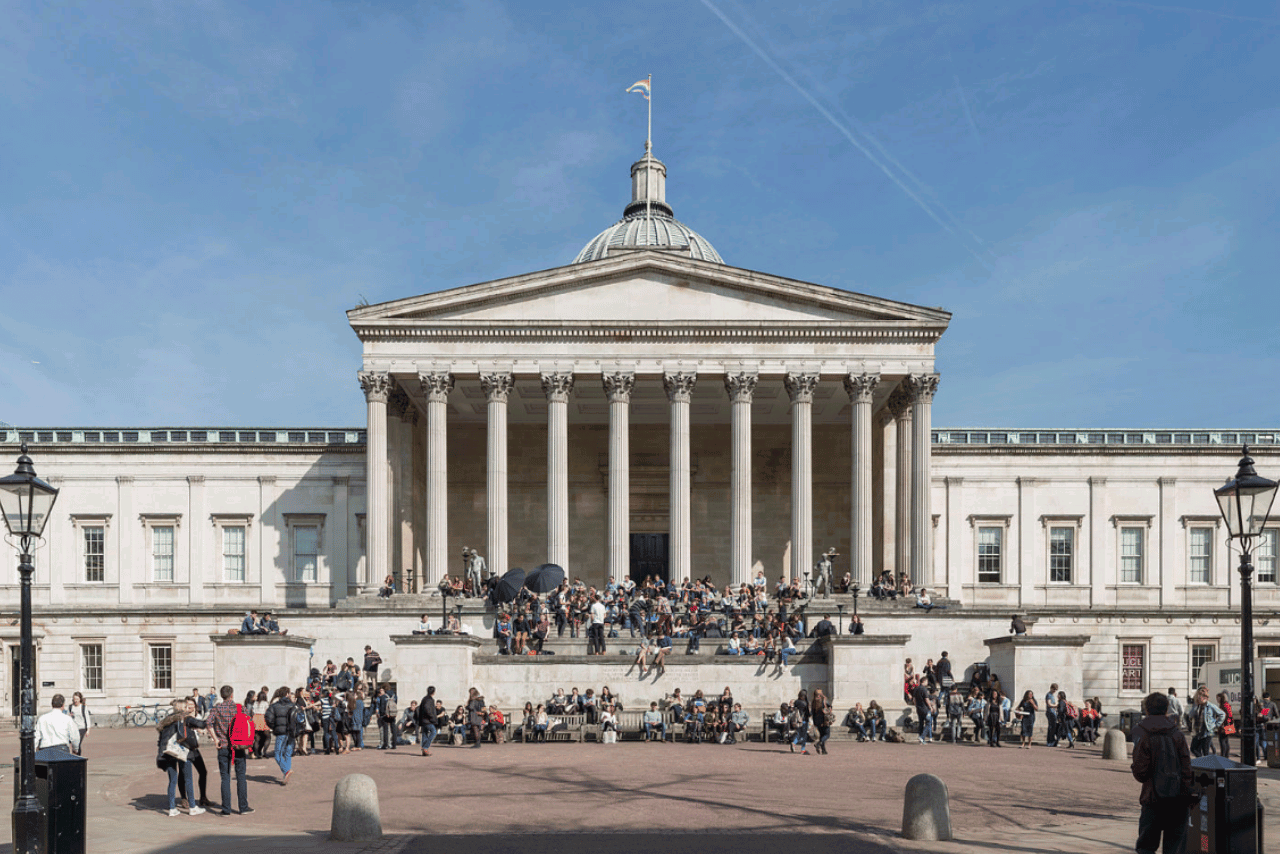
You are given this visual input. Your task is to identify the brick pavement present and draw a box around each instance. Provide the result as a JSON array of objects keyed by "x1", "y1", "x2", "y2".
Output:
[{"x1": 1, "y1": 727, "x2": 1276, "y2": 853}]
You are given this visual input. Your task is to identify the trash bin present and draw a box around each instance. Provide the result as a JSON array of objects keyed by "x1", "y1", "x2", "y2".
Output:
[
  {"x1": 1118, "y1": 709, "x2": 1141, "y2": 739},
  {"x1": 12, "y1": 748, "x2": 87, "y2": 854},
  {"x1": 1188, "y1": 754, "x2": 1259, "y2": 854}
]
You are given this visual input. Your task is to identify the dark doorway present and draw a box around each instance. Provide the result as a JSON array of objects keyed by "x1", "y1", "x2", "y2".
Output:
[
  {"x1": 10, "y1": 645, "x2": 35, "y2": 717},
  {"x1": 629, "y1": 533, "x2": 670, "y2": 585}
]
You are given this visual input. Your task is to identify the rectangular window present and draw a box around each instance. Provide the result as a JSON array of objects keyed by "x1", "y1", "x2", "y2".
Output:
[
  {"x1": 152, "y1": 525, "x2": 175, "y2": 582},
  {"x1": 294, "y1": 526, "x2": 318, "y2": 583},
  {"x1": 1049, "y1": 527, "x2": 1073, "y2": 583},
  {"x1": 84, "y1": 526, "x2": 105, "y2": 582},
  {"x1": 1258, "y1": 529, "x2": 1278, "y2": 584},
  {"x1": 1121, "y1": 644, "x2": 1146, "y2": 692},
  {"x1": 223, "y1": 526, "x2": 246, "y2": 582},
  {"x1": 977, "y1": 527, "x2": 1002, "y2": 583},
  {"x1": 1120, "y1": 527, "x2": 1144, "y2": 584},
  {"x1": 81, "y1": 643, "x2": 104, "y2": 692},
  {"x1": 1188, "y1": 527, "x2": 1212, "y2": 585},
  {"x1": 1190, "y1": 643, "x2": 1217, "y2": 690},
  {"x1": 149, "y1": 644, "x2": 173, "y2": 692}
]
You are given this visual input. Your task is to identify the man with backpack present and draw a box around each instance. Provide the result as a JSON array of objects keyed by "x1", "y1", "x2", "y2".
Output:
[
  {"x1": 208, "y1": 685, "x2": 253, "y2": 815},
  {"x1": 377, "y1": 688, "x2": 400, "y2": 750},
  {"x1": 264, "y1": 687, "x2": 297, "y2": 785},
  {"x1": 1130, "y1": 691, "x2": 1192, "y2": 854}
]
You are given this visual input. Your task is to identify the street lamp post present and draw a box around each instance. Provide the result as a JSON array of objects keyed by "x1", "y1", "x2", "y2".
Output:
[
  {"x1": 851, "y1": 583, "x2": 860, "y2": 617},
  {"x1": 1214, "y1": 445, "x2": 1278, "y2": 768},
  {"x1": 0, "y1": 445, "x2": 60, "y2": 854},
  {"x1": 835, "y1": 603, "x2": 844, "y2": 636}
]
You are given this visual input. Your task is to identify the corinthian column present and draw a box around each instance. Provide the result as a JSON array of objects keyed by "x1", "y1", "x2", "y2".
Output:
[
  {"x1": 481, "y1": 372, "x2": 514, "y2": 579},
  {"x1": 542, "y1": 372, "x2": 575, "y2": 567},
  {"x1": 358, "y1": 371, "x2": 391, "y2": 592},
  {"x1": 785, "y1": 372, "x2": 819, "y2": 585},
  {"x1": 664, "y1": 371, "x2": 697, "y2": 581},
  {"x1": 724, "y1": 372, "x2": 757, "y2": 588},
  {"x1": 418, "y1": 370, "x2": 454, "y2": 588},
  {"x1": 844, "y1": 373, "x2": 880, "y2": 587},
  {"x1": 887, "y1": 386, "x2": 913, "y2": 584},
  {"x1": 603, "y1": 371, "x2": 635, "y2": 584},
  {"x1": 906, "y1": 373, "x2": 940, "y2": 587}
]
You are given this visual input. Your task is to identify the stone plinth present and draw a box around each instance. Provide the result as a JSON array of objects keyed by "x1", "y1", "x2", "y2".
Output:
[
  {"x1": 388, "y1": 634, "x2": 485, "y2": 703},
  {"x1": 210, "y1": 633, "x2": 315, "y2": 691},
  {"x1": 826, "y1": 634, "x2": 912, "y2": 708},
  {"x1": 984, "y1": 634, "x2": 1090, "y2": 708}
]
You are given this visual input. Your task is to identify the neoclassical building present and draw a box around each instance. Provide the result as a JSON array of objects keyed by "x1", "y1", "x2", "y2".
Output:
[{"x1": 4, "y1": 147, "x2": 1278, "y2": 717}]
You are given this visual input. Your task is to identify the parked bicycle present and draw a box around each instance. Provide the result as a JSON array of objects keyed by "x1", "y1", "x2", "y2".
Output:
[{"x1": 120, "y1": 703, "x2": 165, "y2": 727}]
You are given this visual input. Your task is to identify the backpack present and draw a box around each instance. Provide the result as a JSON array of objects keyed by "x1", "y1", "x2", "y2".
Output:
[
  {"x1": 335, "y1": 671, "x2": 353, "y2": 692},
  {"x1": 287, "y1": 706, "x2": 308, "y2": 738},
  {"x1": 384, "y1": 698, "x2": 398, "y2": 719},
  {"x1": 1065, "y1": 702, "x2": 1078, "y2": 719},
  {"x1": 1149, "y1": 731, "x2": 1184, "y2": 800},
  {"x1": 229, "y1": 704, "x2": 256, "y2": 748}
]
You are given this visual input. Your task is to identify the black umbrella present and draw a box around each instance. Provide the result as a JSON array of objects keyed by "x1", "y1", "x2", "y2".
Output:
[
  {"x1": 524, "y1": 563, "x2": 565, "y2": 594},
  {"x1": 491, "y1": 567, "x2": 527, "y2": 604}
]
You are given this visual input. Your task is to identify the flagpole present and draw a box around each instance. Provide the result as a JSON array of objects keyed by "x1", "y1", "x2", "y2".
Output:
[{"x1": 646, "y1": 74, "x2": 652, "y2": 239}]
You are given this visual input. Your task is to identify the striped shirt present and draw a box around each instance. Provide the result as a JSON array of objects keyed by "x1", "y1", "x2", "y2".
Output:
[
  {"x1": 320, "y1": 694, "x2": 332, "y2": 721},
  {"x1": 209, "y1": 700, "x2": 239, "y2": 749}
]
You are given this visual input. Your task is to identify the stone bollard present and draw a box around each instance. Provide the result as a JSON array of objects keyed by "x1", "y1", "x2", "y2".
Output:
[
  {"x1": 330, "y1": 773, "x2": 382, "y2": 842},
  {"x1": 901, "y1": 773, "x2": 952, "y2": 841},
  {"x1": 1102, "y1": 728, "x2": 1129, "y2": 761}
]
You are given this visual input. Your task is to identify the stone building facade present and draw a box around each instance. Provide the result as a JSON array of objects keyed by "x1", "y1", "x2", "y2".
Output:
[{"x1": 3, "y1": 148, "x2": 1278, "y2": 719}]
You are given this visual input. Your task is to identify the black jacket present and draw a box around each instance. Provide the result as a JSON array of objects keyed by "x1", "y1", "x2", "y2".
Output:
[
  {"x1": 265, "y1": 699, "x2": 295, "y2": 736},
  {"x1": 935, "y1": 657, "x2": 953, "y2": 681}
]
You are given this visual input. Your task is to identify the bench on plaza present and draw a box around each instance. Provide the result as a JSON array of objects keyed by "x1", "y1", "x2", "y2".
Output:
[{"x1": 518, "y1": 714, "x2": 586, "y2": 742}]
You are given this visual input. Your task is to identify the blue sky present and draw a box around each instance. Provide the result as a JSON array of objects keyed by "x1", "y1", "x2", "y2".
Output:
[{"x1": 3, "y1": 0, "x2": 1278, "y2": 429}]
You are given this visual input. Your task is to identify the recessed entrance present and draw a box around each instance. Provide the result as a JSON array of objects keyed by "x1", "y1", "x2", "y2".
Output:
[{"x1": 629, "y1": 533, "x2": 669, "y2": 585}]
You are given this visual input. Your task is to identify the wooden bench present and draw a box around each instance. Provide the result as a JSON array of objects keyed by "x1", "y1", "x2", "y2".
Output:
[{"x1": 519, "y1": 713, "x2": 586, "y2": 742}]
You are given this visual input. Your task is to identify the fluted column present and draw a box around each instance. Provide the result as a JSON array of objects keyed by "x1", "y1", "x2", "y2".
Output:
[
  {"x1": 358, "y1": 371, "x2": 391, "y2": 592},
  {"x1": 785, "y1": 372, "x2": 819, "y2": 584},
  {"x1": 887, "y1": 386, "x2": 913, "y2": 583},
  {"x1": 603, "y1": 371, "x2": 635, "y2": 583},
  {"x1": 418, "y1": 370, "x2": 454, "y2": 588},
  {"x1": 907, "y1": 373, "x2": 940, "y2": 587},
  {"x1": 724, "y1": 372, "x2": 757, "y2": 588},
  {"x1": 845, "y1": 373, "x2": 880, "y2": 587},
  {"x1": 390, "y1": 391, "x2": 418, "y2": 594},
  {"x1": 542, "y1": 372, "x2": 575, "y2": 567},
  {"x1": 481, "y1": 372, "x2": 514, "y2": 579},
  {"x1": 664, "y1": 371, "x2": 697, "y2": 581}
]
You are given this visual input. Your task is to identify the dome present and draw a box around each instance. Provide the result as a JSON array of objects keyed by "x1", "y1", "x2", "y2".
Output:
[{"x1": 573, "y1": 147, "x2": 723, "y2": 265}]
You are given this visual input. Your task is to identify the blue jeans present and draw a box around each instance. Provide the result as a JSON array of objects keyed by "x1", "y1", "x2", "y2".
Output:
[
  {"x1": 166, "y1": 760, "x2": 194, "y2": 811},
  {"x1": 917, "y1": 710, "x2": 933, "y2": 741},
  {"x1": 274, "y1": 733, "x2": 293, "y2": 776},
  {"x1": 644, "y1": 722, "x2": 667, "y2": 741},
  {"x1": 867, "y1": 719, "x2": 884, "y2": 739},
  {"x1": 793, "y1": 723, "x2": 809, "y2": 749},
  {"x1": 780, "y1": 647, "x2": 795, "y2": 665},
  {"x1": 217, "y1": 747, "x2": 248, "y2": 813},
  {"x1": 420, "y1": 723, "x2": 438, "y2": 748}
]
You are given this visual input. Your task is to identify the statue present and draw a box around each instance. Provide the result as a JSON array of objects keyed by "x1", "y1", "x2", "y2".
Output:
[
  {"x1": 814, "y1": 548, "x2": 836, "y2": 598},
  {"x1": 467, "y1": 548, "x2": 487, "y2": 596}
]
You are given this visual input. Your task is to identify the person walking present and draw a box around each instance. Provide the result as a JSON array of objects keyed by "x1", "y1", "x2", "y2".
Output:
[
  {"x1": 175, "y1": 697, "x2": 211, "y2": 809},
  {"x1": 1130, "y1": 692, "x2": 1192, "y2": 854},
  {"x1": 156, "y1": 699, "x2": 207, "y2": 817},
  {"x1": 417, "y1": 687, "x2": 440, "y2": 756},
  {"x1": 68, "y1": 692, "x2": 92, "y2": 755},
  {"x1": 264, "y1": 687, "x2": 296, "y2": 785},
  {"x1": 35, "y1": 694, "x2": 81, "y2": 754},
  {"x1": 1189, "y1": 687, "x2": 1224, "y2": 758},
  {"x1": 1044, "y1": 684, "x2": 1060, "y2": 747},
  {"x1": 209, "y1": 685, "x2": 252, "y2": 816},
  {"x1": 811, "y1": 688, "x2": 832, "y2": 754},
  {"x1": 466, "y1": 688, "x2": 486, "y2": 748},
  {"x1": 589, "y1": 593, "x2": 608, "y2": 655},
  {"x1": 1016, "y1": 690, "x2": 1038, "y2": 749},
  {"x1": 1215, "y1": 692, "x2": 1234, "y2": 759}
]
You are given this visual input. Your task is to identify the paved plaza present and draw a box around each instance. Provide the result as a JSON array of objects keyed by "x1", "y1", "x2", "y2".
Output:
[{"x1": 7, "y1": 726, "x2": 1279, "y2": 854}]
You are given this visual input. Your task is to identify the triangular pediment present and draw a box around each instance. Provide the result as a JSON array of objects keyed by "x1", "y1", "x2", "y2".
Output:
[{"x1": 349, "y1": 253, "x2": 949, "y2": 329}]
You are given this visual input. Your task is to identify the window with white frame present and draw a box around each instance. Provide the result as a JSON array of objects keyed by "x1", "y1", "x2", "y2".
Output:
[
  {"x1": 284, "y1": 514, "x2": 325, "y2": 584},
  {"x1": 149, "y1": 643, "x2": 173, "y2": 692},
  {"x1": 1121, "y1": 642, "x2": 1147, "y2": 693},
  {"x1": 1258, "y1": 529, "x2": 1278, "y2": 584},
  {"x1": 80, "y1": 643, "x2": 104, "y2": 692},
  {"x1": 1190, "y1": 642, "x2": 1217, "y2": 690},
  {"x1": 1049, "y1": 527, "x2": 1074, "y2": 583},
  {"x1": 977, "y1": 527, "x2": 1002, "y2": 583},
  {"x1": 152, "y1": 525, "x2": 174, "y2": 582},
  {"x1": 1120, "y1": 527, "x2": 1145, "y2": 584},
  {"x1": 223, "y1": 526, "x2": 246, "y2": 582},
  {"x1": 71, "y1": 516, "x2": 111, "y2": 583},
  {"x1": 1188, "y1": 527, "x2": 1213, "y2": 585}
]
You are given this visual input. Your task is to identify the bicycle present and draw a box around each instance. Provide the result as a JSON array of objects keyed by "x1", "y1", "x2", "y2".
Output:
[{"x1": 122, "y1": 703, "x2": 165, "y2": 727}]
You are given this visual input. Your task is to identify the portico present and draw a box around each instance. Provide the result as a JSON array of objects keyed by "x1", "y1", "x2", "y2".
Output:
[{"x1": 350, "y1": 258, "x2": 948, "y2": 596}]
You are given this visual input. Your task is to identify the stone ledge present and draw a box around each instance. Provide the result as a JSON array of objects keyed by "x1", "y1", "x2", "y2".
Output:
[
  {"x1": 984, "y1": 634, "x2": 1091, "y2": 648},
  {"x1": 208, "y1": 633, "x2": 316, "y2": 649},
  {"x1": 389, "y1": 634, "x2": 485, "y2": 649}
]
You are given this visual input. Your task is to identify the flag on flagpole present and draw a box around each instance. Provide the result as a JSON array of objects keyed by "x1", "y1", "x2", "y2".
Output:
[{"x1": 626, "y1": 78, "x2": 650, "y2": 101}]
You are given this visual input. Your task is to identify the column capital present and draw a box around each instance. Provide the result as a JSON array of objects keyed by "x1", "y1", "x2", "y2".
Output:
[
  {"x1": 784, "y1": 372, "x2": 819, "y2": 404},
  {"x1": 358, "y1": 370, "x2": 392, "y2": 403},
  {"x1": 723, "y1": 371, "x2": 758, "y2": 403},
  {"x1": 663, "y1": 371, "x2": 697, "y2": 403},
  {"x1": 843, "y1": 372, "x2": 880, "y2": 403},
  {"x1": 541, "y1": 372, "x2": 575, "y2": 403},
  {"x1": 905, "y1": 372, "x2": 941, "y2": 404},
  {"x1": 480, "y1": 372, "x2": 515, "y2": 403},
  {"x1": 417, "y1": 371, "x2": 455, "y2": 404},
  {"x1": 602, "y1": 371, "x2": 636, "y2": 403}
]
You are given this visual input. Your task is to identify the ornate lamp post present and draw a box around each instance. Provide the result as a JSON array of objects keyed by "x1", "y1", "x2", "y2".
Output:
[
  {"x1": 0, "y1": 445, "x2": 60, "y2": 854},
  {"x1": 1214, "y1": 445, "x2": 1278, "y2": 768},
  {"x1": 851, "y1": 582, "x2": 861, "y2": 617},
  {"x1": 835, "y1": 603, "x2": 844, "y2": 636}
]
